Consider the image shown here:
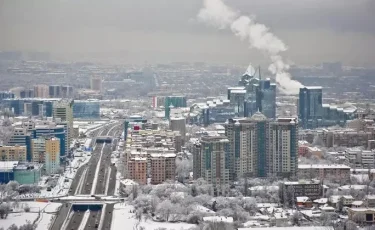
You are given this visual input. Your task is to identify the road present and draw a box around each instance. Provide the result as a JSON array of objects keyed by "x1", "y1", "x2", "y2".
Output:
[{"x1": 52, "y1": 122, "x2": 122, "y2": 230}]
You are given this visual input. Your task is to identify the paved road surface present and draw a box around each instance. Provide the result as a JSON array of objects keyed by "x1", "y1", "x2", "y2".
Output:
[
  {"x1": 50, "y1": 204, "x2": 71, "y2": 230},
  {"x1": 65, "y1": 211, "x2": 85, "y2": 230},
  {"x1": 84, "y1": 210, "x2": 101, "y2": 230},
  {"x1": 101, "y1": 204, "x2": 115, "y2": 230}
]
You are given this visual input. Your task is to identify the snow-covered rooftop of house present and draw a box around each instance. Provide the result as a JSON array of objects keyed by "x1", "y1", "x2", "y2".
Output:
[
  {"x1": 120, "y1": 179, "x2": 138, "y2": 186},
  {"x1": 296, "y1": 196, "x2": 310, "y2": 202},
  {"x1": 319, "y1": 206, "x2": 335, "y2": 211},
  {"x1": 313, "y1": 198, "x2": 328, "y2": 204},
  {"x1": 339, "y1": 185, "x2": 366, "y2": 190},
  {"x1": 203, "y1": 216, "x2": 233, "y2": 223},
  {"x1": 299, "y1": 164, "x2": 350, "y2": 169},
  {"x1": 352, "y1": 201, "x2": 363, "y2": 206},
  {"x1": 366, "y1": 195, "x2": 375, "y2": 200},
  {"x1": 249, "y1": 186, "x2": 279, "y2": 191}
]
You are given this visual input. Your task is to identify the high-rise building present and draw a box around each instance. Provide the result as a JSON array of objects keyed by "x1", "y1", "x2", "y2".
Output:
[
  {"x1": 225, "y1": 112, "x2": 298, "y2": 180},
  {"x1": 44, "y1": 137, "x2": 60, "y2": 174},
  {"x1": 269, "y1": 118, "x2": 298, "y2": 178},
  {"x1": 49, "y1": 85, "x2": 61, "y2": 98},
  {"x1": 128, "y1": 158, "x2": 147, "y2": 185},
  {"x1": 164, "y1": 96, "x2": 187, "y2": 119},
  {"x1": 298, "y1": 86, "x2": 323, "y2": 129},
  {"x1": 33, "y1": 85, "x2": 49, "y2": 98},
  {"x1": 53, "y1": 100, "x2": 73, "y2": 156},
  {"x1": 169, "y1": 117, "x2": 186, "y2": 140},
  {"x1": 32, "y1": 124, "x2": 66, "y2": 158},
  {"x1": 150, "y1": 153, "x2": 176, "y2": 185},
  {"x1": 196, "y1": 135, "x2": 230, "y2": 195},
  {"x1": 90, "y1": 76, "x2": 102, "y2": 92},
  {"x1": 60, "y1": 86, "x2": 74, "y2": 98},
  {"x1": 256, "y1": 79, "x2": 276, "y2": 119}
]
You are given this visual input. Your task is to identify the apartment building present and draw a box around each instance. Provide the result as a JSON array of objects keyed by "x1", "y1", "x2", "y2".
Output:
[
  {"x1": 298, "y1": 164, "x2": 350, "y2": 182},
  {"x1": 150, "y1": 153, "x2": 176, "y2": 184},
  {"x1": 32, "y1": 137, "x2": 61, "y2": 174},
  {"x1": 128, "y1": 158, "x2": 147, "y2": 185},
  {"x1": 279, "y1": 180, "x2": 323, "y2": 204},
  {"x1": 346, "y1": 149, "x2": 375, "y2": 169},
  {"x1": 225, "y1": 113, "x2": 298, "y2": 180},
  {"x1": 0, "y1": 145, "x2": 27, "y2": 162}
]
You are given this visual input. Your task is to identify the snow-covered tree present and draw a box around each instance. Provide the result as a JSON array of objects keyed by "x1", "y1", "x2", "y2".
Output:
[{"x1": 176, "y1": 158, "x2": 192, "y2": 183}]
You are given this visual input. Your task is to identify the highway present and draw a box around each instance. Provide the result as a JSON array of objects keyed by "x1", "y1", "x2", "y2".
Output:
[{"x1": 51, "y1": 122, "x2": 122, "y2": 230}]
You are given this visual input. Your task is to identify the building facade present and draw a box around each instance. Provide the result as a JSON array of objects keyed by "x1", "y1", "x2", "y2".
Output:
[
  {"x1": 298, "y1": 164, "x2": 351, "y2": 182},
  {"x1": 0, "y1": 145, "x2": 27, "y2": 162},
  {"x1": 73, "y1": 100, "x2": 100, "y2": 120},
  {"x1": 150, "y1": 153, "x2": 176, "y2": 185},
  {"x1": 298, "y1": 86, "x2": 323, "y2": 129}
]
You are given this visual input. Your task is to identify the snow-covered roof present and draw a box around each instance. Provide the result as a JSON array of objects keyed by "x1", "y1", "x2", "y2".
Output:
[
  {"x1": 313, "y1": 198, "x2": 328, "y2": 204},
  {"x1": 352, "y1": 201, "x2": 363, "y2": 206},
  {"x1": 0, "y1": 161, "x2": 18, "y2": 171},
  {"x1": 203, "y1": 216, "x2": 233, "y2": 223},
  {"x1": 339, "y1": 185, "x2": 366, "y2": 191},
  {"x1": 296, "y1": 196, "x2": 310, "y2": 202},
  {"x1": 249, "y1": 186, "x2": 279, "y2": 191}
]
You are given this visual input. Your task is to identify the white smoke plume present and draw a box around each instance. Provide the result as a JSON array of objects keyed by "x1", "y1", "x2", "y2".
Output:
[{"x1": 197, "y1": 0, "x2": 303, "y2": 94}]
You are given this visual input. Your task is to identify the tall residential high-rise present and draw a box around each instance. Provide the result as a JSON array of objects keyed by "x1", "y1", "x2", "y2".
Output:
[
  {"x1": 269, "y1": 118, "x2": 298, "y2": 178},
  {"x1": 49, "y1": 85, "x2": 61, "y2": 98},
  {"x1": 53, "y1": 100, "x2": 73, "y2": 156},
  {"x1": 90, "y1": 76, "x2": 102, "y2": 92},
  {"x1": 196, "y1": 135, "x2": 230, "y2": 195},
  {"x1": 150, "y1": 153, "x2": 176, "y2": 185},
  {"x1": 33, "y1": 85, "x2": 49, "y2": 98},
  {"x1": 256, "y1": 79, "x2": 276, "y2": 119},
  {"x1": 44, "y1": 137, "x2": 60, "y2": 174},
  {"x1": 298, "y1": 86, "x2": 323, "y2": 128},
  {"x1": 225, "y1": 112, "x2": 298, "y2": 180}
]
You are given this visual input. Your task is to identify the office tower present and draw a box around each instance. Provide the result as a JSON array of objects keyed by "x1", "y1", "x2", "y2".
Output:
[
  {"x1": 269, "y1": 118, "x2": 298, "y2": 178},
  {"x1": 0, "y1": 145, "x2": 27, "y2": 162},
  {"x1": 49, "y1": 85, "x2": 61, "y2": 98},
  {"x1": 60, "y1": 86, "x2": 74, "y2": 98},
  {"x1": 198, "y1": 135, "x2": 230, "y2": 195},
  {"x1": 164, "y1": 96, "x2": 187, "y2": 119},
  {"x1": 256, "y1": 79, "x2": 276, "y2": 119},
  {"x1": 53, "y1": 100, "x2": 73, "y2": 156},
  {"x1": 32, "y1": 124, "x2": 66, "y2": 159},
  {"x1": 299, "y1": 86, "x2": 323, "y2": 128},
  {"x1": 228, "y1": 87, "x2": 246, "y2": 116},
  {"x1": 90, "y1": 76, "x2": 102, "y2": 92},
  {"x1": 225, "y1": 112, "x2": 298, "y2": 180},
  {"x1": 33, "y1": 85, "x2": 49, "y2": 98},
  {"x1": 169, "y1": 117, "x2": 186, "y2": 140},
  {"x1": 73, "y1": 100, "x2": 100, "y2": 120},
  {"x1": 0, "y1": 92, "x2": 15, "y2": 101},
  {"x1": 19, "y1": 89, "x2": 34, "y2": 98}
]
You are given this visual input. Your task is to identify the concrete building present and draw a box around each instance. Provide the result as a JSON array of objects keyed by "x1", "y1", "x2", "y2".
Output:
[
  {"x1": 256, "y1": 79, "x2": 276, "y2": 119},
  {"x1": 298, "y1": 164, "x2": 351, "y2": 182},
  {"x1": 33, "y1": 85, "x2": 49, "y2": 98},
  {"x1": 90, "y1": 76, "x2": 102, "y2": 92},
  {"x1": 348, "y1": 208, "x2": 375, "y2": 224},
  {"x1": 199, "y1": 135, "x2": 230, "y2": 195},
  {"x1": 225, "y1": 113, "x2": 298, "y2": 180},
  {"x1": 0, "y1": 145, "x2": 27, "y2": 162},
  {"x1": 164, "y1": 96, "x2": 187, "y2": 119},
  {"x1": 169, "y1": 117, "x2": 186, "y2": 140},
  {"x1": 150, "y1": 153, "x2": 176, "y2": 185},
  {"x1": 44, "y1": 137, "x2": 60, "y2": 174},
  {"x1": 279, "y1": 180, "x2": 323, "y2": 205},
  {"x1": 53, "y1": 99, "x2": 73, "y2": 156},
  {"x1": 0, "y1": 161, "x2": 41, "y2": 184},
  {"x1": 127, "y1": 158, "x2": 147, "y2": 185},
  {"x1": 32, "y1": 124, "x2": 66, "y2": 158},
  {"x1": 346, "y1": 149, "x2": 375, "y2": 169},
  {"x1": 7, "y1": 128, "x2": 32, "y2": 161}
]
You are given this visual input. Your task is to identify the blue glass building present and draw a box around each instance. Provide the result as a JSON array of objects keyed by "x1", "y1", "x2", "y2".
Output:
[{"x1": 73, "y1": 101, "x2": 100, "y2": 120}]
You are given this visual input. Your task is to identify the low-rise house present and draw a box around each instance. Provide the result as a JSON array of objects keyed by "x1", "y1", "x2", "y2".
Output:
[
  {"x1": 352, "y1": 201, "x2": 364, "y2": 208},
  {"x1": 365, "y1": 195, "x2": 375, "y2": 208},
  {"x1": 348, "y1": 208, "x2": 375, "y2": 224},
  {"x1": 296, "y1": 196, "x2": 313, "y2": 208}
]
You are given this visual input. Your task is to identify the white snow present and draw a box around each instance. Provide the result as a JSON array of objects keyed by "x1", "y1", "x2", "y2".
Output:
[
  {"x1": 112, "y1": 203, "x2": 195, "y2": 230},
  {"x1": 0, "y1": 202, "x2": 61, "y2": 230}
]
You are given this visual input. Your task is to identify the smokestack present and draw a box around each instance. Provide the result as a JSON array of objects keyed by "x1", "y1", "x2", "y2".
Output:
[{"x1": 198, "y1": 0, "x2": 304, "y2": 94}]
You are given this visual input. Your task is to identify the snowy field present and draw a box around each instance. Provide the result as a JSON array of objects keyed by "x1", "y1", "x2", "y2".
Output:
[
  {"x1": 112, "y1": 203, "x2": 196, "y2": 230},
  {"x1": 0, "y1": 202, "x2": 61, "y2": 230}
]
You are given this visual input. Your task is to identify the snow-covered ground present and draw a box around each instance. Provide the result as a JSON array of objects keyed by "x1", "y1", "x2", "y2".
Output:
[
  {"x1": 0, "y1": 202, "x2": 61, "y2": 230},
  {"x1": 15, "y1": 144, "x2": 93, "y2": 199},
  {"x1": 112, "y1": 203, "x2": 196, "y2": 230}
]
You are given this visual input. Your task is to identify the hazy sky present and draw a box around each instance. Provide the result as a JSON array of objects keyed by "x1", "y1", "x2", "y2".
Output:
[{"x1": 1, "y1": 0, "x2": 374, "y2": 66}]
